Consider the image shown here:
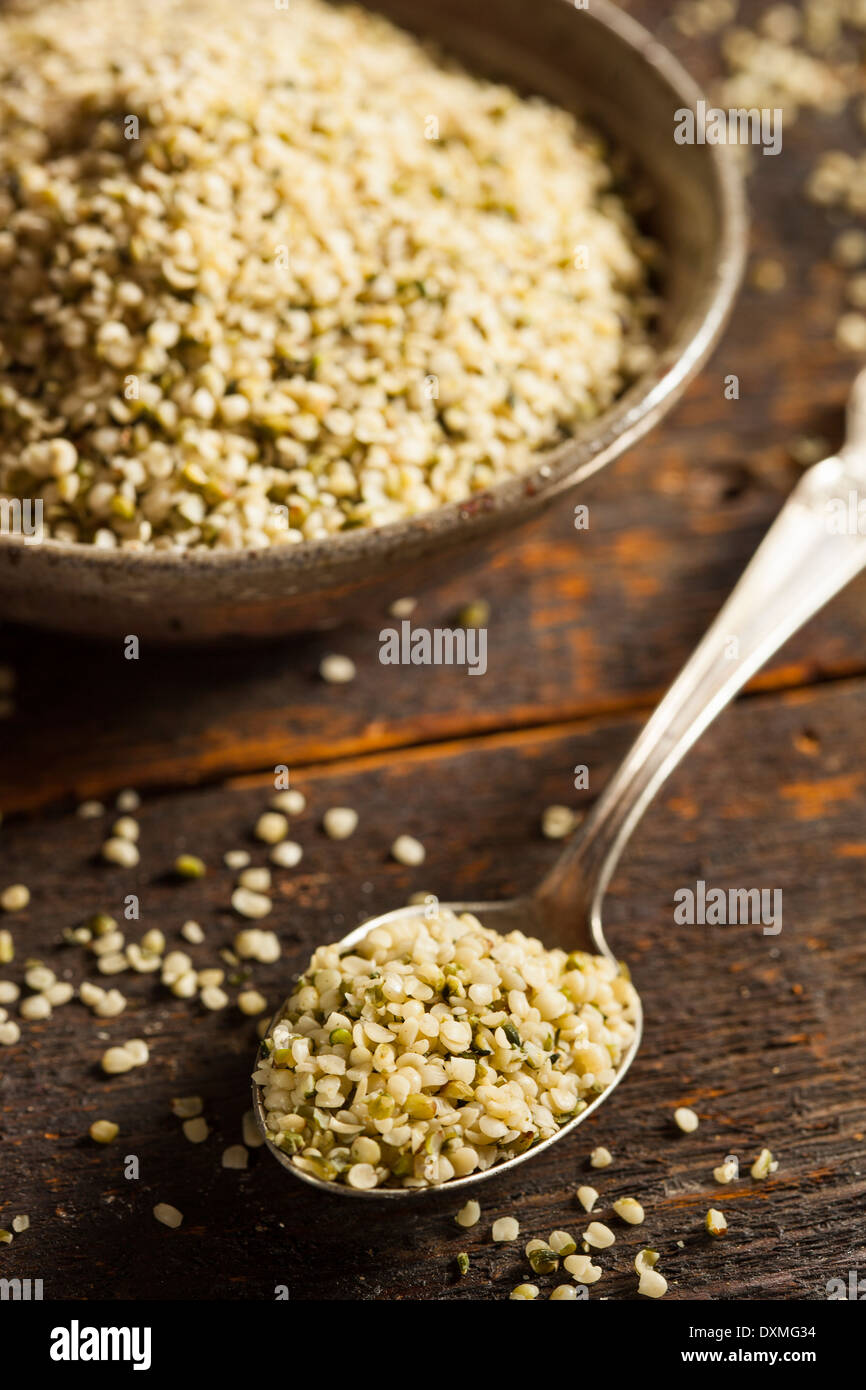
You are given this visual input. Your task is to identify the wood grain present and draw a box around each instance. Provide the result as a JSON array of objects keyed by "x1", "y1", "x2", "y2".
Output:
[
  {"x1": 0, "y1": 0, "x2": 865, "y2": 1303},
  {"x1": 0, "y1": 679, "x2": 864, "y2": 1299}
]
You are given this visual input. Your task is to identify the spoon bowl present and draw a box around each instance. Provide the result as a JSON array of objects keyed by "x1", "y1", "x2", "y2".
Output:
[{"x1": 252, "y1": 897, "x2": 642, "y2": 1199}]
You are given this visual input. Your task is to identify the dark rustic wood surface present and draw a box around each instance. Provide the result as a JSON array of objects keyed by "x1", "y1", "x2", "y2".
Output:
[{"x1": 1, "y1": 0, "x2": 865, "y2": 1301}]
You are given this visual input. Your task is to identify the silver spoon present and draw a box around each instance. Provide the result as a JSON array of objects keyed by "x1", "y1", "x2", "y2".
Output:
[{"x1": 254, "y1": 366, "x2": 866, "y2": 1198}]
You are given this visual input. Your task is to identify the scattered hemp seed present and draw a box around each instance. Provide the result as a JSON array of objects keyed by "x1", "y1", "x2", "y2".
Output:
[
  {"x1": 751, "y1": 1147, "x2": 778, "y2": 1180},
  {"x1": 94, "y1": 988, "x2": 126, "y2": 1018},
  {"x1": 319, "y1": 653, "x2": 357, "y2": 684},
  {"x1": 714, "y1": 1157, "x2": 739, "y2": 1184},
  {"x1": 101, "y1": 1045, "x2": 136, "y2": 1074},
  {"x1": 183, "y1": 1117, "x2": 210, "y2": 1144},
  {"x1": 254, "y1": 812, "x2": 288, "y2": 845},
  {"x1": 231, "y1": 888, "x2": 273, "y2": 921},
  {"x1": 636, "y1": 1248, "x2": 667, "y2": 1299},
  {"x1": 92, "y1": 927, "x2": 124, "y2": 956},
  {"x1": 0, "y1": 1230, "x2": 12, "y2": 1245},
  {"x1": 832, "y1": 228, "x2": 866, "y2": 267},
  {"x1": 112, "y1": 816, "x2": 139, "y2": 842},
  {"x1": 455, "y1": 1200, "x2": 481, "y2": 1228},
  {"x1": 234, "y1": 928, "x2": 280, "y2": 962},
  {"x1": 197, "y1": 968, "x2": 224, "y2": 989},
  {"x1": 788, "y1": 434, "x2": 828, "y2": 468},
  {"x1": 170, "y1": 970, "x2": 198, "y2": 999},
  {"x1": 509, "y1": 1283, "x2": 540, "y2": 1300},
  {"x1": 126, "y1": 945, "x2": 161, "y2": 973},
  {"x1": 706, "y1": 1208, "x2": 728, "y2": 1237},
  {"x1": 79, "y1": 981, "x2": 104, "y2": 1009},
  {"x1": 87, "y1": 913, "x2": 118, "y2": 938},
  {"x1": 142, "y1": 929, "x2": 166, "y2": 956},
  {"x1": 0, "y1": 1021, "x2": 21, "y2": 1045},
  {"x1": 526, "y1": 1240, "x2": 559, "y2": 1275},
  {"x1": 45, "y1": 982, "x2": 74, "y2": 1007},
  {"x1": 116, "y1": 789, "x2": 141, "y2": 813},
  {"x1": 564, "y1": 1253, "x2": 602, "y2": 1284},
  {"x1": 583, "y1": 1221, "x2": 615, "y2": 1250},
  {"x1": 322, "y1": 807, "x2": 358, "y2": 840},
  {"x1": 674, "y1": 1106, "x2": 700, "y2": 1133},
  {"x1": 270, "y1": 840, "x2": 303, "y2": 869},
  {"x1": 77, "y1": 800, "x2": 105, "y2": 819},
  {"x1": 590, "y1": 1146, "x2": 613, "y2": 1168},
  {"x1": 749, "y1": 257, "x2": 786, "y2": 292},
  {"x1": 577, "y1": 1185, "x2": 600, "y2": 1211},
  {"x1": 0, "y1": 981, "x2": 20, "y2": 1003},
  {"x1": 89, "y1": 1120, "x2": 119, "y2": 1144},
  {"x1": 97, "y1": 952, "x2": 128, "y2": 976},
  {"x1": 550, "y1": 1284, "x2": 578, "y2": 1299},
  {"x1": 388, "y1": 597, "x2": 417, "y2": 619},
  {"x1": 181, "y1": 920, "x2": 205, "y2": 945},
  {"x1": 224, "y1": 850, "x2": 251, "y2": 870},
  {"x1": 238, "y1": 989, "x2": 268, "y2": 1016},
  {"x1": 174, "y1": 854, "x2": 206, "y2": 879},
  {"x1": 171, "y1": 1096, "x2": 203, "y2": 1119},
  {"x1": 549, "y1": 1230, "x2": 577, "y2": 1256},
  {"x1": 456, "y1": 1252, "x2": 470, "y2": 1277},
  {"x1": 201, "y1": 985, "x2": 229, "y2": 1011},
  {"x1": 123, "y1": 1038, "x2": 149, "y2": 1066},
  {"x1": 222, "y1": 1145, "x2": 249, "y2": 1170},
  {"x1": 153, "y1": 1204, "x2": 183, "y2": 1229},
  {"x1": 65, "y1": 925, "x2": 93, "y2": 946},
  {"x1": 1, "y1": 884, "x2": 30, "y2": 912},
  {"x1": 612, "y1": 1198, "x2": 645, "y2": 1225},
  {"x1": 102, "y1": 838, "x2": 140, "y2": 868},
  {"x1": 456, "y1": 599, "x2": 490, "y2": 628},
  {"x1": 25, "y1": 964, "x2": 55, "y2": 992},
  {"x1": 0, "y1": 930, "x2": 13, "y2": 963},
  {"x1": 836, "y1": 312, "x2": 866, "y2": 353},
  {"x1": 164, "y1": 950, "x2": 193, "y2": 984},
  {"x1": 20, "y1": 994, "x2": 51, "y2": 1021},
  {"x1": 541, "y1": 805, "x2": 577, "y2": 840},
  {"x1": 492, "y1": 1217, "x2": 520, "y2": 1242},
  {"x1": 11, "y1": 1215, "x2": 29, "y2": 1234},
  {"x1": 270, "y1": 790, "x2": 306, "y2": 816},
  {"x1": 391, "y1": 834, "x2": 426, "y2": 866},
  {"x1": 238, "y1": 867, "x2": 271, "y2": 894}
]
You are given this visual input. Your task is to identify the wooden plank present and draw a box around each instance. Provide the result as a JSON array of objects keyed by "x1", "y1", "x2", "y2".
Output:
[
  {"x1": 3, "y1": 0, "x2": 866, "y2": 810},
  {"x1": 1, "y1": 677, "x2": 863, "y2": 1299}
]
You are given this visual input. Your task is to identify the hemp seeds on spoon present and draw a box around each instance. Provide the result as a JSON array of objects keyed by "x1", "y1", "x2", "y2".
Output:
[{"x1": 254, "y1": 906, "x2": 638, "y2": 1190}]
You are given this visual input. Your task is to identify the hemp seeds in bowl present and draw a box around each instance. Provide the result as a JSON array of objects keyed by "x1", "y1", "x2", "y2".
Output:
[
  {"x1": 0, "y1": 0, "x2": 657, "y2": 553},
  {"x1": 253, "y1": 907, "x2": 639, "y2": 1191}
]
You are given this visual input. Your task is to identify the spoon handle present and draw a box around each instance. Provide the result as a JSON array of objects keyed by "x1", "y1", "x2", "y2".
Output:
[{"x1": 536, "y1": 378, "x2": 866, "y2": 944}]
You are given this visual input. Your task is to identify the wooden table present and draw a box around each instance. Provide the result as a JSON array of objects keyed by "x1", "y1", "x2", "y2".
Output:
[{"x1": 1, "y1": 0, "x2": 864, "y2": 1301}]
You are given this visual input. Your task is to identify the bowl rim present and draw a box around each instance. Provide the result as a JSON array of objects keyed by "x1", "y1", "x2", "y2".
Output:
[{"x1": 0, "y1": 0, "x2": 747, "y2": 575}]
